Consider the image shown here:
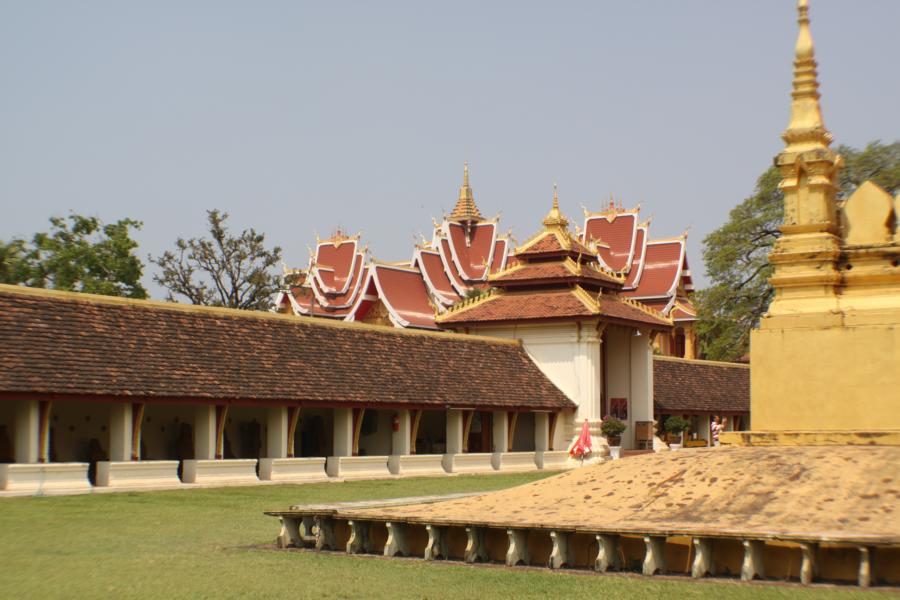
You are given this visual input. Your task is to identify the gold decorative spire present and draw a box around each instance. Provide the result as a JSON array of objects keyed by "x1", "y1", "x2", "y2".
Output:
[
  {"x1": 450, "y1": 161, "x2": 483, "y2": 222},
  {"x1": 768, "y1": 0, "x2": 842, "y2": 316},
  {"x1": 782, "y1": 0, "x2": 831, "y2": 153},
  {"x1": 543, "y1": 183, "x2": 569, "y2": 229}
]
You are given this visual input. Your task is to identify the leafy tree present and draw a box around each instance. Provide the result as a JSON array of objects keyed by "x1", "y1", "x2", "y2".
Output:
[
  {"x1": 696, "y1": 141, "x2": 900, "y2": 361},
  {"x1": 151, "y1": 210, "x2": 282, "y2": 310},
  {"x1": 0, "y1": 239, "x2": 29, "y2": 284},
  {"x1": 1, "y1": 215, "x2": 146, "y2": 298}
]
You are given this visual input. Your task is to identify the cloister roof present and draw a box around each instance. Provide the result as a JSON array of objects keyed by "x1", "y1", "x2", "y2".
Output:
[
  {"x1": 0, "y1": 284, "x2": 575, "y2": 411},
  {"x1": 653, "y1": 356, "x2": 750, "y2": 414}
]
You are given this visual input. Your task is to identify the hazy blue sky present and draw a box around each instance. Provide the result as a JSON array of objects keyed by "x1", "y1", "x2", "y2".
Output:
[{"x1": 1, "y1": 1, "x2": 897, "y2": 295}]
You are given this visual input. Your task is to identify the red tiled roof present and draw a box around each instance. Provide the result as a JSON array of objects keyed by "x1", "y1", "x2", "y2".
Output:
[
  {"x1": 289, "y1": 286, "x2": 354, "y2": 318},
  {"x1": 653, "y1": 357, "x2": 750, "y2": 414},
  {"x1": 370, "y1": 264, "x2": 438, "y2": 329},
  {"x1": 489, "y1": 260, "x2": 621, "y2": 287},
  {"x1": 415, "y1": 249, "x2": 461, "y2": 305},
  {"x1": 584, "y1": 213, "x2": 637, "y2": 271},
  {"x1": 438, "y1": 289, "x2": 670, "y2": 328},
  {"x1": 446, "y1": 222, "x2": 495, "y2": 280},
  {"x1": 312, "y1": 239, "x2": 359, "y2": 294},
  {"x1": 0, "y1": 285, "x2": 575, "y2": 411},
  {"x1": 517, "y1": 231, "x2": 594, "y2": 258},
  {"x1": 439, "y1": 290, "x2": 595, "y2": 323},
  {"x1": 439, "y1": 238, "x2": 468, "y2": 291},
  {"x1": 489, "y1": 238, "x2": 509, "y2": 275},
  {"x1": 622, "y1": 226, "x2": 647, "y2": 287},
  {"x1": 627, "y1": 239, "x2": 684, "y2": 298}
]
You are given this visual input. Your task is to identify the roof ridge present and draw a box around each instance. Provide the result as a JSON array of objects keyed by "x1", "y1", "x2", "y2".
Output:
[
  {"x1": 571, "y1": 285, "x2": 600, "y2": 313},
  {"x1": 0, "y1": 284, "x2": 521, "y2": 346},
  {"x1": 434, "y1": 288, "x2": 502, "y2": 321},
  {"x1": 618, "y1": 295, "x2": 673, "y2": 324},
  {"x1": 654, "y1": 355, "x2": 751, "y2": 369}
]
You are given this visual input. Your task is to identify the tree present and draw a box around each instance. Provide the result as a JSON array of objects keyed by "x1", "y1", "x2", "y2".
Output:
[
  {"x1": 0, "y1": 239, "x2": 29, "y2": 284},
  {"x1": 1, "y1": 215, "x2": 147, "y2": 298},
  {"x1": 696, "y1": 141, "x2": 900, "y2": 361},
  {"x1": 151, "y1": 210, "x2": 282, "y2": 311}
]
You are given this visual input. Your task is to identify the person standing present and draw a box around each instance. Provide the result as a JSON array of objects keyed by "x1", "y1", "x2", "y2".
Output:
[{"x1": 711, "y1": 416, "x2": 721, "y2": 447}]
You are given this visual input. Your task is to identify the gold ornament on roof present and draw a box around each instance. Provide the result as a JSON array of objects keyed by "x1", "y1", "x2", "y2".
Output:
[
  {"x1": 449, "y1": 161, "x2": 484, "y2": 223},
  {"x1": 543, "y1": 183, "x2": 570, "y2": 229},
  {"x1": 783, "y1": 0, "x2": 831, "y2": 153}
]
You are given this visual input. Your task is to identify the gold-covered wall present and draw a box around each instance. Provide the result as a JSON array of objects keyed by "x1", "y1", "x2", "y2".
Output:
[{"x1": 743, "y1": 0, "x2": 900, "y2": 438}]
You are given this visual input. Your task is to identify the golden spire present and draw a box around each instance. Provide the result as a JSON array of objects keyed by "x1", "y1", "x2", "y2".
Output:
[
  {"x1": 782, "y1": 0, "x2": 831, "y2": 153},
  {"x1": 450, "y1": 161, "x2": 483, "y2": 222},
  {"x1": 543, "y1": 183, "x2": 569, "y2": 229}
]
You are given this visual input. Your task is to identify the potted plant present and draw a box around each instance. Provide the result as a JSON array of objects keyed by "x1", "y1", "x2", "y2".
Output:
[
  {"x1": 601, "y1": 416, "x2": 627, "y2": 459},
  {"x1": 664, "y1": 416, "x2": 691, "y2": 451}
]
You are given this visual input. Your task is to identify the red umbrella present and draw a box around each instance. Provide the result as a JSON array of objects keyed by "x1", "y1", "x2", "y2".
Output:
[{"x1": 569, "y1": 419, "x2": 592, "y2": 460}]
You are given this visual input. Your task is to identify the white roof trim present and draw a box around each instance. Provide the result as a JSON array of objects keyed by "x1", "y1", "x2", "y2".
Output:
[
  {"x1": 442, "y1": 221, "x2": 497, "y2": 283},
  {"x1": 310, "y1": 239, "x2": 360, "y2": 296},
  {"x1": 413, "y1": 248, "x2": 459, "y2": 307}
]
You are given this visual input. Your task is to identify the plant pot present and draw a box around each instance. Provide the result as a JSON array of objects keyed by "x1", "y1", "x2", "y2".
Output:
[
  {"x1": 669, "y1": 443, "x2": 683, "y2": 451},
  {"x1": 608, "y1": 446, "x2": 622, "y2": 460},
  {"x1": 606, "y1": 436, "x2": 621, "y2": 447},
  {"x1": 667, "y1": 433, "x2": 683, "y2": 446}
]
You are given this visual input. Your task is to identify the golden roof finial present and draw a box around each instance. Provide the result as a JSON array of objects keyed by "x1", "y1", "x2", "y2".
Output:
[
  {"x1": 543, "y1": 182, "x2": 569, "y2": 229},
  {"x1": 783, "y1": 0, "x2": 831, "y2": 153},
  {"x1": 450, "y1": 161, "x2": 483, "y2": 222}
]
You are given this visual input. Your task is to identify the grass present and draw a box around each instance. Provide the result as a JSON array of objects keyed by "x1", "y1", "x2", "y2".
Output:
[{"x1": 0, "y1": 471, "x2": 891, "y2": 600}]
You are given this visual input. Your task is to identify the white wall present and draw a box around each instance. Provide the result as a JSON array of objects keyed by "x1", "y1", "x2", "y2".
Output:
[
  {"x1": 0, "y1": 400, "x2": 15, "y2": 462},
  {"x1": 50, "y1": 402, "x2": 110, "y2": 462},
  {"x1": 512, "y1": 412, "x2": 536, "y2": 451},
  {"x1": 358, "y1": 409, "x2": 393, "y2": 456},
  {"x1": 141, "y1": 404, "x2": 192, "y2": 460},
  {"x1": 473, "y1": 323, "x2": 602, "y2": 425},
  {"x1": 414, "y1": 410, "x2": 446, "y2": 454}
]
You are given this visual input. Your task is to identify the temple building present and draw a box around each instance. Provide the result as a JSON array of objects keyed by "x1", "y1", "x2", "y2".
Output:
[
  {"x1": 274, "y1": 165, "x2": 698, "y2": 359},
  {"x1": 268, "y1": 4, "x2": 899, "y2": 586},
  {"x1": 0, "y1": 284, "x2": 576, "y2": 493},
  {"x1": 437, "y1": 187, "x2": 673, "y2": 451},
  {"x1": 271, "y1": 164, "x2": 720, "y2": 452}
]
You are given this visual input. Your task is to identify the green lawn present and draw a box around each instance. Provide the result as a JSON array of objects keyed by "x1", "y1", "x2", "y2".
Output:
[{"x1": 0, "y1": 472, "x2": 890, "y2": 599}]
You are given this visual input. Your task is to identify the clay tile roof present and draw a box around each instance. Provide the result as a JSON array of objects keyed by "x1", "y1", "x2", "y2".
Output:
[
  {"x1": 0, "y1": 285, "x2": 575, "y2": 411},
  {"x1": 653, "y1": 356, "x2": 749, "y2": 414},
  {"x1": 490, "y1": 260, "x2": 622, "y2": 286},
  {"x1": 438, "y1": 289, "x2": 670, "y2": 328},
  {"x1": 517, "y1": 230, "x2": 594, "y2": 258}
]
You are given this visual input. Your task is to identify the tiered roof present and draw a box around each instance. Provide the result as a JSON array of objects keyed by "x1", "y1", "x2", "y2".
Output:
[
  {"x1": 582, "y1": 199, "x2": 696, "y2": 323},
  {"x1": 275, "y1": 165, "x2": 510, "y2": 329},
  {"x1": 276, "y1": 170, "x2": 695, "y2": 330},
  {"x1": 437, "y1": 189, "x2": 672, "y2": 330}
]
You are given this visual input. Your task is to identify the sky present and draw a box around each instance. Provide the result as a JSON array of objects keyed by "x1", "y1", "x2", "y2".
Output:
[{"x1": 1, "y1": 1, "x2": 898, "y2": 297}]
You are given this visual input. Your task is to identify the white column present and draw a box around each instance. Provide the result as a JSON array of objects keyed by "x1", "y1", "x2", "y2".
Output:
[
  {"x1": 534, "y1": 413, "x2": 549, "y2": 453},
  {"x1": 14, "y1": 400, "x2": 39, "y2": 463},
  {"x1": 491, "y1": 411, "x2": 509, "y2": 470},
  {"x1": 492, "y1": 411, "x2": 508, "y2": 453},
  {"x1": 574, "y1": 328, "x2": 604, "y2": 421},
  {"x1": 266, "y1": 406, "x2": 288, "y2": 459},
  {"x1": 630, "y1": 330, "x2": 654, "y2": 451},
  {"x1": 701, "y1": 414, "x2": 712, "y2": 447},
  {"x1": 333, "y1": 408, "x2": 353, "y2": 457},
  {"x1": 391, "y1": 410, "x2": 411, "y2": 456},
  {"x1": 446, "y1": 410, "x2": 463, "y2": 455},
  {"x1": 108, "y1": 403, "x2": 132, "y2": 462},
  {"x1": 194, "y1": 405, "x2": 216, "y2": 460}
]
